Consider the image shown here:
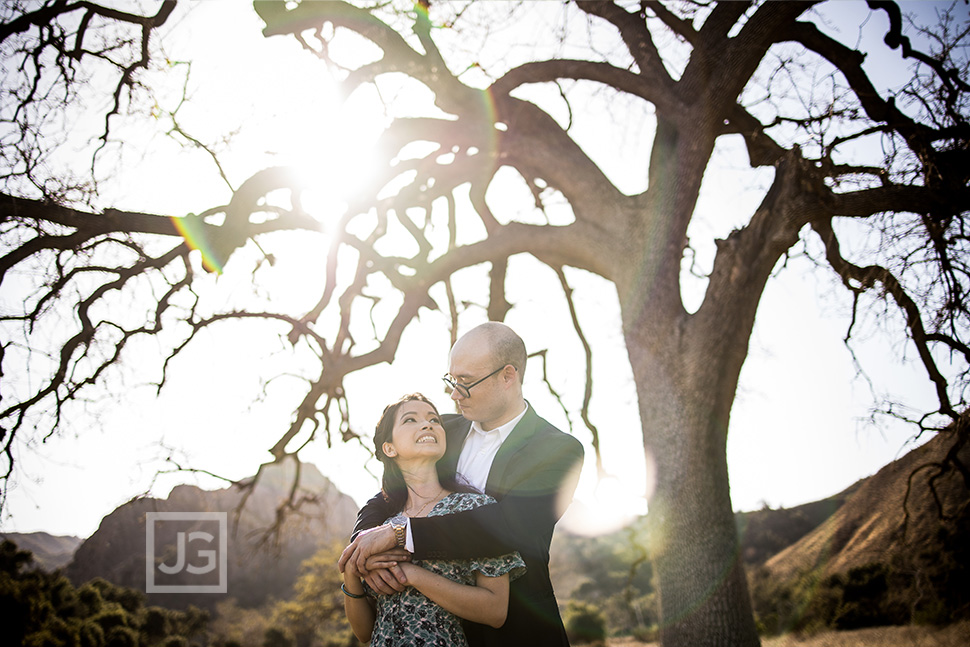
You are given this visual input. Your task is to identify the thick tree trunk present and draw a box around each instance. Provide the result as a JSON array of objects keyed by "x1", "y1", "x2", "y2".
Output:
[{"x1": 626, "y1": 336, "x2": 761, "y2": 646}]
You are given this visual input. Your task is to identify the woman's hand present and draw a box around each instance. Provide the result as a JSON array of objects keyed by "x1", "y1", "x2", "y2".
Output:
[
  {"x1": 366, "y1": 548, "x2": 412, "y2": 571},
  {"x1": 364, "y1": 564, "x2": 409, "y2": 594}
]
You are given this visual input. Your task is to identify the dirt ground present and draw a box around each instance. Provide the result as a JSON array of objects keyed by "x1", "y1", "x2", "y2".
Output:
[{"x1": 606, "y1": 621, "x2": 970, "y2": 647}]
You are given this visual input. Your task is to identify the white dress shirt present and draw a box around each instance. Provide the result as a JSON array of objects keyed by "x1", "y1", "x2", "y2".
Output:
[{"x1": 456, "y1": 403, "x2": 528, "y2": 493}]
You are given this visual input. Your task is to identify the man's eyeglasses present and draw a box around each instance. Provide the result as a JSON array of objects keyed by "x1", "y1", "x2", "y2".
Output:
[{"x1": 442, "y1": 365, "x2": 508, "y2": 398}]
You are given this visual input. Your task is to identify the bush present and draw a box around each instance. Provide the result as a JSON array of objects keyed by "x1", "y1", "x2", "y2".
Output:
[
  {"x1": 564, "y1": 600, "x2": 608, "y2": 645},
  {"x1": 105, "y1": 626, "x2": 139, "y2": 647},
  {"x1": 263, "y1": 627, "x2": 294, "y2": 647},
  {"x1": 830, "y1": 564, "x2": 893, "y2": 630},
  {"x1": 94, "y1": 607, "x2": 130, "y2": 633},
  {"x1": 631, "y1": 624, "x2": 658, "y2": 643},
  {"x1": 79, "y1": 621, "x2": 106, "y2": 647}
]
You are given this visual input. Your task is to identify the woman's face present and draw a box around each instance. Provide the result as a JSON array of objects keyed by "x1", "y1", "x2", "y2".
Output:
[{"x1": 382, "y1": 400, "x2": 446, "y2": 463}]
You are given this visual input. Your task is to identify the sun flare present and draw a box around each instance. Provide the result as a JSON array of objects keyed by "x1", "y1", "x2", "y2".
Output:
[{"x1": 562, "y1": 476, "x2": 648, "y2": 537}]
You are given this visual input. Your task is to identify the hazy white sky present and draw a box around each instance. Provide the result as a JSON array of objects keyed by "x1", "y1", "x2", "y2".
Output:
[{"x1": 2, "y1": 1, "x2": 956, "y2": 539}]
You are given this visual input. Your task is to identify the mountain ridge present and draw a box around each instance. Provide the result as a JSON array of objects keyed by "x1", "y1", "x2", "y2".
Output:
[{"x1": 62, "y1": 456, "x2": 357, "y2": 610}]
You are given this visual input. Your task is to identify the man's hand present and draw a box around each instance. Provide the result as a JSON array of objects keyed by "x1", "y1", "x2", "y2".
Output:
[
  {"x1": 338, "y1": 525, "x2": 397, "y2": 574},
  {"x1": 338, "y1": 526, "x2": 411, "y2": 595}
]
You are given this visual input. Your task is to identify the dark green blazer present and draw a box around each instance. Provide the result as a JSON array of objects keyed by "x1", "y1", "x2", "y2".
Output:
[{"x1": 353, "y1": 406, "x2": 585, "y2": 647}]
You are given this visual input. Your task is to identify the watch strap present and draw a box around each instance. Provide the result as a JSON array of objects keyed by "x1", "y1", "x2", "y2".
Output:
[{"x1": 390, "y1": 514, "x2": 407, "y2": 548}]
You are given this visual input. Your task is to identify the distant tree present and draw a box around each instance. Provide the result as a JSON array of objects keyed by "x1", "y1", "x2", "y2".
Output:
[
  {"x1": 270, "y1": 543, "x2": 357, "y2": 647},
  {"x1": 208, "y1": 599, "x2": 275, "y2": 647},
  {"x1": 1, "y1": 2, "x2": 968, "y2": 645}
]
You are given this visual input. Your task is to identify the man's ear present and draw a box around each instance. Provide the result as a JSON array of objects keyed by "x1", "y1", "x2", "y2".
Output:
[
  {"x1": 503, "y1": 364, "x2": 517, "y2": 386},
  {"x1": 382, "y1": 442, "x2": 397, "y2": 458}
]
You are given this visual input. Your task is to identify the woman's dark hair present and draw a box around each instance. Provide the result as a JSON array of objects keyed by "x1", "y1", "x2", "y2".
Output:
[{"x1": 374, "y1": 393, "x2": 475, "y2": 513}]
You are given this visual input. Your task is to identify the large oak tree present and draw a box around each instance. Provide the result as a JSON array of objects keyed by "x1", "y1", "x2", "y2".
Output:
[{"x1": 1, "y1": 1, "x2": 968, "y2": 645}]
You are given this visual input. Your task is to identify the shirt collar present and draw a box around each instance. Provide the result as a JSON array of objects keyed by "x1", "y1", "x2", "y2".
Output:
[{"x1": 469, "y1": 401, "x2": 529, "y2": 441}]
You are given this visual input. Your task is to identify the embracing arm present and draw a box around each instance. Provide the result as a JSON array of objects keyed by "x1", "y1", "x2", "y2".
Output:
[
  {"x1": 400, "y1": 564, "x2": 510, "y2": 628},
  {"x1": 351, "y1": 491, "x2": 393, "y2": 540},
  {"x1": 410, "y1": 431, "x2": 584, "y2": 560},
  {"x1": 342, "y1": 570, "x2": 376, "y2": 642}
]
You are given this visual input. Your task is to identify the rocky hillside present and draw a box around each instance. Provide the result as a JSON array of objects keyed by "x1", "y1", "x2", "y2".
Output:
[
  {"x1": 0, "y1": 531, "x2": 82, "y2": 571},
  {"x1": 734, "y1": 482, "x2": 863, "y2": 567},
  {"x1": 749, "y1": 428, "x2": 970, "y2": 629},
  {"x1": 64, "y1": 457, "x2": 357, "y2": 611},
  {"x1": 762, "y1": 429, "x2": 968, "y2": 581}
]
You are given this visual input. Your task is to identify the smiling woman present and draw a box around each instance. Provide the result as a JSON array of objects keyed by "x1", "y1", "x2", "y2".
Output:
[
  {"x1": 380, "y1": 398, "x2": 446, "y2": 464},
  {"x1": 343, "y1": 392, "x2": 526, "y2": 645}
]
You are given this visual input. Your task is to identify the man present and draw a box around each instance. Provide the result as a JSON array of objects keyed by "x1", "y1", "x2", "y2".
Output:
[{"x1": 338, "y1": 322, "x2": 585, "y2": 646}]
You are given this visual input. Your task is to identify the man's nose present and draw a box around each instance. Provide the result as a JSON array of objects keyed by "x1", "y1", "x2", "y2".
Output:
[{"x1": 450, "y1": 387, "x2": 462, "y2": 401}]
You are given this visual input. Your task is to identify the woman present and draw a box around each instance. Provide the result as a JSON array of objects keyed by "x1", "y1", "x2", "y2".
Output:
[{"x1": 342, "y1": 393, "x2": 525, "y2": 646}]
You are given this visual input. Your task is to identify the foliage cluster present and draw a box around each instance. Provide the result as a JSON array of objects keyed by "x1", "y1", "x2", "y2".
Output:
[
  {"x1": 552, "y1": 518, "x2": 659, "y2": 639},
  {"x1": 0, "y1": 540, "x2": 208, "y2": 647},
  {"x1": 207, "y1": 542, "x2": 358, "y2": 647},
  {"x1": 2, "y1": 537, "x2": 359, "y2": 647}
]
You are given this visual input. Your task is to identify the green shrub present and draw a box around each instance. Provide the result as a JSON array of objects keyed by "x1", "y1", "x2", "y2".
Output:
[
  {"x1": 23, "y1": 629, "x2": 67, "y2": 647},
  {"x1": 105, "y1": 625, "x2": 139, "y2": 647},
  {"x1": 79, "y1": 621, "x2": 106, "y2": 647},
  {"x1": 631, "y1": 624, "x2": 658, "y2": 643},
  {"x1": 143, "y1": 606, "x2": 173, "y2": 639},
  {"x1": 564, "y1": 600, "x2": 608, "y2": 645},
  {"x1": 94, "y1": 606, "x2": 130, "y2": 633},
  {"x1": 831, "y1": 564, "x2": 894, "y2": 630},
  {"x1": 263, "y1": 627, "x2": 294, "y2": 647}
]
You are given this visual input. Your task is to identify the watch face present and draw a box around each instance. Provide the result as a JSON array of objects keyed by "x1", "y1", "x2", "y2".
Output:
[{"x1": 390, "y1": 513, "x2": 407, "y2": 526}]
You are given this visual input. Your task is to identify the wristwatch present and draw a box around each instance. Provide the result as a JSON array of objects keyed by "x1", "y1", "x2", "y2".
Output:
[{"x1": 389, "y1": 514, "x2": 407, "y2": 548}]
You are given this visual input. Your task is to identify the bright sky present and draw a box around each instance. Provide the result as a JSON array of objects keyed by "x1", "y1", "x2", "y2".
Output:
[{"x1": 1, "y1": 1, "x2": 956, "y2": 540}]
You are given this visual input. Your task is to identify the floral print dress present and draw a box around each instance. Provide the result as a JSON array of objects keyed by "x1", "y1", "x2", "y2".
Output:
[{"x1": 368, "y1": 492, "x2": 526, "y2": 647}]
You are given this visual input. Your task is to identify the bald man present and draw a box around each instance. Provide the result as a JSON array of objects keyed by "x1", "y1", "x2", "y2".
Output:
[{"x1": 339, "y1": 322, "x2": 584, "y2": 646}]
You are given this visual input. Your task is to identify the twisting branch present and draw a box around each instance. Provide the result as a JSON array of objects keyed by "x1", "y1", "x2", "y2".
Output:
[
  {"x1": 814, "y1": 217, "x2": 959, "y2": 420},
  {"x1": 553, "y1": 265, "x2": 604, "y2": 477},
  {"x1": 900, "y1": 410, "x2": 970, "y2": 539},
  {"x1": 93, "y1": 2, "x2": 178, "y2": 159},
  {"x1": 0, "y1": 1, "x2": 177, "y2": 194}
]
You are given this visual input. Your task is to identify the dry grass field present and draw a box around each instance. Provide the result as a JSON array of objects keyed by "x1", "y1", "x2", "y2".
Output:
[{"x1": 606, "y1": 621, "x2": 970, "y2": 647}]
